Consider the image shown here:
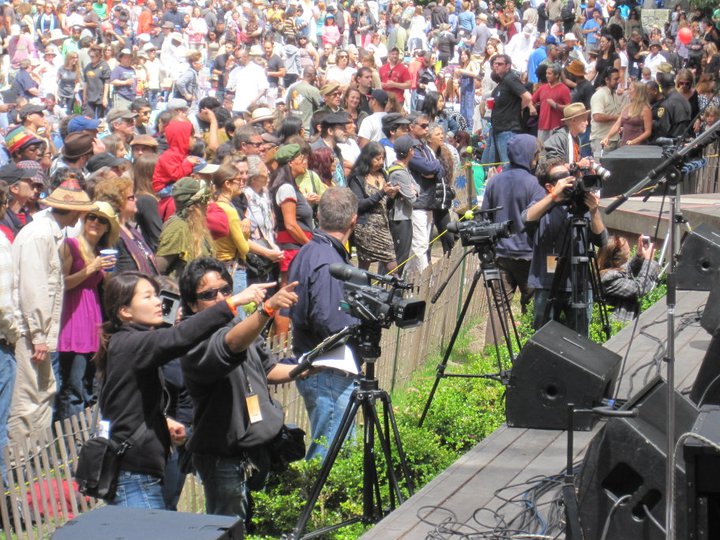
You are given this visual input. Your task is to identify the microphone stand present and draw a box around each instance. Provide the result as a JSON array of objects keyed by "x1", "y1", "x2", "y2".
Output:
[{"x1": 603, "y1": 119, "x2": 720, "y2": 540}]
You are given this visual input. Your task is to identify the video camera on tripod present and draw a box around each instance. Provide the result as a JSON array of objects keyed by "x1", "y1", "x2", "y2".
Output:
[
  {"x1": 446, "y1": 208, "x2": 512, "y2": 248},
  {"x1": 329, "y1": 263, "x2": 426, "y2": 330},
  {"x1": 562, "y1": 160, "x2": 611, "y2": 213}
]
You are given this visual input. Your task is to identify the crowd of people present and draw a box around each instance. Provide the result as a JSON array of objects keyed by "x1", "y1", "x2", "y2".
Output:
[{"x1": 0, "y1": 0, "x2": 717, "y2": 531}]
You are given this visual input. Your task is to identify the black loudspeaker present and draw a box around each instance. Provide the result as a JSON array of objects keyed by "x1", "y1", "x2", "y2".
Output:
[
  {"x1": 675, "y1": 223, "x2": 720, "y2": 291},
  {"x1": 690, "y1": 332, "x2": 720, "y2": 406},
  {"x1": 701, "y1": 288, "x2": 720, "y2": 334},
  {"x1": 505, "y1": 321, "x2": 622, "y2": 431},
  {"x1": 51, "y1": 506, "x2": 244, "y2": 540},
  {"x1": 577, "y1": 377, "x2": 699, "y2": 540},
  {"x1": 599, "y1": 145, "x2": 664, "y2": 198},
  {"x1": 684, "y1": 405, "x2": 720, "y2": 540}
]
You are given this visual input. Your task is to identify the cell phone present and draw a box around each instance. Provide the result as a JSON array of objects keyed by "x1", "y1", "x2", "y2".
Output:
[
  {"x1": 641, "y1": 235, "x2": 650, "y2": 247},
  {"x1": 159, "y1": 290, "x2": 181, "y2": 325}
]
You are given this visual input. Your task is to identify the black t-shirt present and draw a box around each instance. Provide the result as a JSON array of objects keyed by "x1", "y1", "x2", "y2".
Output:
[
  {"x1": 490, "y1": 71, "x2": 527, "y2": 133},
  {"x1": 593, "y1": 52, "x2": 618, "y2": 86},
  {"x1": 266, "y1": 54, "x2": 283, "y2": 87},
  {"x1": 571, "y1": 79, "x2": 594, "y2": 110}
]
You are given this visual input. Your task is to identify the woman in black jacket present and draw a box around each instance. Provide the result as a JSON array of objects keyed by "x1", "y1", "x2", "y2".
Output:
[
  {"x1": 95, "y1": 271, "x2": 271, "y2": 509},
  {"x1": 347, "y1": 142, "x2": 399, "y2": 273}
]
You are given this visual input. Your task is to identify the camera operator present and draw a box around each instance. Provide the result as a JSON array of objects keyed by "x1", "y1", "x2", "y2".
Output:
[
  {"x1": 522, "y1": 158, "x2": 608, "y2": 336},
  {"x1": 178, "y1": 258, "x2": 300, "y2": 524},
  {"x1": 288, "y1": 188, "x2": 360, "y2": 460},
  {"x1": 480, "y1": 133, "x2": 545, "y2": 344}
]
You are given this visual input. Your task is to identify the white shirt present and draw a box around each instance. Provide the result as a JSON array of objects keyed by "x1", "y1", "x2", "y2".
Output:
[
  {"x1": 326, "y1": 65, "x2": 356, "y2": 87},
  {"x1": 227, "y1": 61, "x2": 269, "y2": 112},
  {"x1": 358, "y1": 111, "x2": 387, "y2": 143}
]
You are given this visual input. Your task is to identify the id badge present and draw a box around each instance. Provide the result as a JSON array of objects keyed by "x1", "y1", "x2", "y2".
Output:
[
  {"x1": 547, "y1": 255, "x2": 558, "y2": 274},
  {"x1": 246, "y1": 394, "x2": 263, "y2": 424}
]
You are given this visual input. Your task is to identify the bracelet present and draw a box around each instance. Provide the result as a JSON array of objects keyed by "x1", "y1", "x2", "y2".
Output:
[
  {"x1": 258, "y1": 302, "x2": 275, "y2": 319},
  {"x1": 226, "y1": 298, "x2": 238, "y2": 316}
]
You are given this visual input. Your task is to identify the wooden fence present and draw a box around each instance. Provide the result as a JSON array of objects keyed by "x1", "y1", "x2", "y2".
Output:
[{"x1": 1, "y1": 247, "x2": 490, "y2": 538}]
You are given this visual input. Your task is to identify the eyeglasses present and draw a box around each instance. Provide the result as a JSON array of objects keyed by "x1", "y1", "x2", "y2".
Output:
[
  {"x1": 678, "y1": 81, "x2": 691, "y2": 87},
  {"x1": 196, "y1": 284, "x2": 233, "y2": 301},
  {"x1": 86, "y1": 213, "x2": 110, "y2": 226},
  {"x1": 338, "y1": 54, "x2": 348, "y2": 59},
  {"x1": 244, "y1": 141, "x2": 263, "y2": 147},
  {"x1": 417, "y1": 123, "x2": 430, "y2": 129},
  {"x1": 329, "y1": 91, "x2": 342, "y2": 97}
]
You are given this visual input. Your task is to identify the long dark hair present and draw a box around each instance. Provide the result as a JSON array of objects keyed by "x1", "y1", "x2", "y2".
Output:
[
  {"x1": 421, "y1": 91, "x2": 444, "y2": 120},
  {"x1": 94, "y1": 272, "x2": 160, "y2": 375},
  {"x1": 348, "y1": 141, "x2": 385, "y2": 179}
]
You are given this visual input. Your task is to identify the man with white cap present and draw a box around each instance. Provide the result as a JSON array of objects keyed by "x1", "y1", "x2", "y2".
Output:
[{"x1": 506, "y1": 23, "x2": 537, "y2": 75}]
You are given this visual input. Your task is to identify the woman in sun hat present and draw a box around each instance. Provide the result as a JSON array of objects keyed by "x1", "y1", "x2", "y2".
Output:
[{"x1": 56, "y1": 200, "x2": 119, "y2": 421}]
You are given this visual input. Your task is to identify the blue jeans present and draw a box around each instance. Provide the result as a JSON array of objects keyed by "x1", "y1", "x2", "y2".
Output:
[
  {"x1": 481, "y1": 129, "x2": 515, "y2": 166},
  {"x1": 233, "y1": 267, "x2": 248, "y2": 295},
  {"x1": 533, "y1": 288, "x2": 593, "y2": 337},
  {"x1": 0, "y1": 342, "x2": 16, "y2": 485},
  {"x1": 162, "y1": 444, "x2": 188, "y2": 511},
  {"x1": 296, "y1": 370, "x2": 356, "y2": 461},
  {"x1": 109, "y1": 470, "x2": 166, "y2": 509},
  {"x1": 193, "y1": 454, "x2": 250, "y2": 519},
  {"x1": 56, "y1": 352, "x2": 96, "y2": 421}
]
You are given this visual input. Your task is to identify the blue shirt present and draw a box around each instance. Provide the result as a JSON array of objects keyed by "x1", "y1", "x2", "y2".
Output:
[
  {"x1": 288, "y1": 230, "x2": 358, "y2": 356},
  {"x1": 527, "y1": 47, "x2": 547, "y2": 84},
  {"x1": 583, "y1": 19, "x2": 601, "y2": 47}
]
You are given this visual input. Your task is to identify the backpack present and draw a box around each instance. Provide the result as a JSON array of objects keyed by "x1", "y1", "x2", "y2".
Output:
[{"x1": 561, "y1": 0, "x2": 575, "y2": 22}]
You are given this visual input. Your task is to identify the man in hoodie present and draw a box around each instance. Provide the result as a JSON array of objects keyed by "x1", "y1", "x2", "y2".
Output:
[
  {"x1": 480, "y1": 134, "x2": 544, "y2": 344},
  {"x1": 152, "y1": 120, "x2": 201, "y2": 221}
]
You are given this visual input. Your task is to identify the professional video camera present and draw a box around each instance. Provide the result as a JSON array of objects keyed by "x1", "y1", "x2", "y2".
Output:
[
  {"x1": 329, "y1": 264, "x2": 426, "y2": 329},
  {"x1": 447, "y1": 215, "x2": 512, "y2": 248},
  {"x1": 561, "y1": 161, "x2": 610, "y2": 213}
]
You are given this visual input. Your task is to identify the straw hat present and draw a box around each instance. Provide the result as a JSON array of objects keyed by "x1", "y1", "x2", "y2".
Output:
[
  {"x1": 45, "y1": 180, "x2": 97, "y2": 212},
  {"x1": 250, "y1": 107, "x2": 275, "y2": 124},
  {"x1": 88, "y1": 200, "x2": 120, "y2": 246},
  {"x1": 561, "y1": 103, "x2": 590, "y2": 122}
]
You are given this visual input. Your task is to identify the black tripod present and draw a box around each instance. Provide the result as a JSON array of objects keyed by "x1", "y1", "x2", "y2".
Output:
[
  {"x1": 542, "y1": 210, "x2": 610, "y2": 340},
  {"x1": 289, "y1": 323, "x2": 414, "y2": 539},
  {"x1": 418, "y1": 243, "x2": 522, "y2": 427}
]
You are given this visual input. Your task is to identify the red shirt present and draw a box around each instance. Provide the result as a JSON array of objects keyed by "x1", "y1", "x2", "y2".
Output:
[
  {"x1": 532, "y1": 82, "x2": 571, "y2": 131},
  {"x1": 379, "y1": 61, "x2": 411, "y2": 103}
]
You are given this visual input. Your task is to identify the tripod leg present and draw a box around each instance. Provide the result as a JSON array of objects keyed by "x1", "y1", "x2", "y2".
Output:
[
  {"x1": 363, "y1": 393, "x2": 409, "y2": 512},
  {"x1": 293, "y1": 391, "x2": 363, "y2": 539},
  {"x1": 380, "y1": 391, "x2": 414, "y2": 494},
  {"x1": 418, "y1": 268, "x2": 483, "y2": 427}
]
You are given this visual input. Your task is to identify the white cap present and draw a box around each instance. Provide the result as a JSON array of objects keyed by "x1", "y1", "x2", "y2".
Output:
[{"x1": 564, "y1": 32, "x2": 578, "y2": 42}]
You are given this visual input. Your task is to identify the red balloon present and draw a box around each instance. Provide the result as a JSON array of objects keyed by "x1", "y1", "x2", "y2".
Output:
[{"x1": 678, "y1": 27, "x2": 693, "y2": 45}]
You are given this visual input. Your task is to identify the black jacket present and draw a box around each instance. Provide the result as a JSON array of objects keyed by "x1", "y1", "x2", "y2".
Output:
[
  {"x1": 182, "y1": 325, "x2": 284, "y2": 456},
  {"x1": 100, "y1": 301, "x2": 234, "y2": 478}
]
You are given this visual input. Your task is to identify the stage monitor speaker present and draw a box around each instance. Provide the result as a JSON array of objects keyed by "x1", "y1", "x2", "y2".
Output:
[
  {"x1": 505, "y1": 321, "x2": 622, "y2": 431},
  {"x1": 701, "y1": 287, "x2": 720, "y2": 334},
  {"x1": 599, "y1": 145, "x2": 664, "y2": 198},
  {"x1": 690, "y1": 333, "x2": 720, "y2": 406},
  {"x1": 576, "y1": 377, "x2": 699, "y2": 540},
  {"x1": 51, "y1": 506, "x2": 244, "y2": 540},
  {"x1": 684, "y1": 405, "x2": 720, "y2": 540},
  {"x1": 675, "y1": 223, "x2": 720, "y2": 291}
]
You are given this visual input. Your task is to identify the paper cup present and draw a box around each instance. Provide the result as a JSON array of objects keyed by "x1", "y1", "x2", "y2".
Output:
[
  {"x1": 99, "y1": 248, "x2": 119, "y2": 272},
  {"x1": 487, "y1": 97, "x2": 495, "y2": 111}
]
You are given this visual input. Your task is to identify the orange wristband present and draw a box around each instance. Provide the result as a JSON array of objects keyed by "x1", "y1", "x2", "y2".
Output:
[
  {"x1": 226, "y1": 298, "x2": 238, "y2": 316},
  {"x1": 261, "y1": 303, "x2": 276, "y2": 318}
]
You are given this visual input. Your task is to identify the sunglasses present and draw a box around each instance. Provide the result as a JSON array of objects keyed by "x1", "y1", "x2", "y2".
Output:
[
  {"x1": 86, "y1": 213, "x2": 110, "y2": 226},
  {"x1": 417, "y1": 123, "x2": 430, "y2": 129},
  {"x1": 678, "y1": 81, "x2": 691, "y2": 86},
  {"x1": 197, "y1": 284, "x2": 233, "y2": 301}
]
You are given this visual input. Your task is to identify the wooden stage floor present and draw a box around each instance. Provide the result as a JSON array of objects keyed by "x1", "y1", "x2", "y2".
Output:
[{"x1": 361, "y1": 290, "x2": 711, "y2": 540}]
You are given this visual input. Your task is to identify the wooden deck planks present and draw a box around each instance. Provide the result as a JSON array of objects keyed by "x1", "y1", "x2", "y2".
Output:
[{"x1": 361, "y1": 291, "x2": 711, "y2": 539}]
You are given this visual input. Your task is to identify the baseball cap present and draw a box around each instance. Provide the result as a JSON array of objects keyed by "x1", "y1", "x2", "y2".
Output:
[
  {"x1": 68, "y1": 116, "x2": 101, "y2": 133},
  {"x1": 393, "y1": 135, "x2": 414, "y2": 158}
]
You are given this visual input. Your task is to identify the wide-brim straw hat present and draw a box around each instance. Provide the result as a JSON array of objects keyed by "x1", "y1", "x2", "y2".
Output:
[
  {"x1": 45, "y1": 180, "x2": 97, "y2": 212},
  {"x1": 562, "y1": 103, "x2": 590, "y2": 122}
]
